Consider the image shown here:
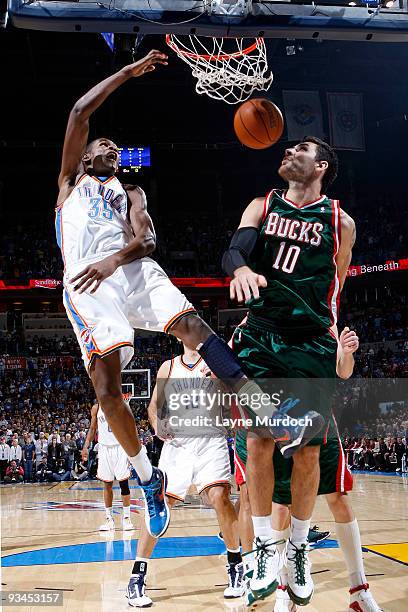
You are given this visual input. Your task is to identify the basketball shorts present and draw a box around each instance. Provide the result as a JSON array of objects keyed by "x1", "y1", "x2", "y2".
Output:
[
  {"x1": 234, "y1": 426, "x2": 352, "y2": 503},
  {"x1": 63, "y1": 257, "x2": 195, "y2": 372},
  {"x1": 231, "y1": 319, "x2": 337, "y2": 443},
  {"x1": 159, "y1": 436, "x2": 231, "y2": 502},
  {"x1": 97, "y1": 444, "x2": 131, "y2": 482}
]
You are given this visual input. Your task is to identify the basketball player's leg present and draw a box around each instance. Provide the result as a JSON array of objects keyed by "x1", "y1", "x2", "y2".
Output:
[
  {"x1": 99, "y1": 481, "x2": 115, "y2": 531},
  {"x1": 90, "y1": 352, "x2": 143, "y2": 459},
  {"x1": 205, "y1": 484, "x2": 241, "y2": 551},
  {"x1": 285, "y1": 443, "x2": 320, "y2": 605},
  {"x1": 326, "y1": 493, "x2": 382, "y2": 611},
  {"x1": 91, "y1": 351, "x2": 169, "y2": 538},
  {"x1": 238, "y1": 483, "x2": 254, "y2": 556},
  {"x1": 233, "y1": 440, "x2": 254, "y2": 575},
  {"x1": 201, "y1": 484, "x2": 244, "y2": 599},
  {"x1": 126, "y1": 495, "x2": 178, "y2": 607},
  {"x1": 119, "y1": 479, "x2": 134, "y2": 531}
]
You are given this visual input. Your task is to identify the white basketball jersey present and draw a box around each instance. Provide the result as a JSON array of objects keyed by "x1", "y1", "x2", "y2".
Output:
[
  {"x1": 55, "y1": 174, "x2": 134, "y2": 275},
  {"x1": 97, "y1": 406, "x2": 119, "y2": 446},
  {"x1": 164, "y1": 355, "x2": 225, "y2": 443}
]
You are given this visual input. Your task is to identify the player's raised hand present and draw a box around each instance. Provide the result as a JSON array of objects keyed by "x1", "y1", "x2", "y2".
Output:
[
  {"x1": 340, "y1": 327, "x2": 359, "y2": 354},
  {"x1": 70, "y1": 253, "x2": 119, "y2": 293},
  {"x1": 230, "y1": 266, "x2": 267, "y2": 303},
  {"x1": 124, "y1": 50, "x2": 168, "y2": 78}
]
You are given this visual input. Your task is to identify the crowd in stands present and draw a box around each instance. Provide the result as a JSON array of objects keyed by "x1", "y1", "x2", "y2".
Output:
[
  {"x1": 1, "y1": 196, "x2": 406, "y2": 280},
  {"x1": 341, "y1": 403, "x2": 408, "y2": 472}
]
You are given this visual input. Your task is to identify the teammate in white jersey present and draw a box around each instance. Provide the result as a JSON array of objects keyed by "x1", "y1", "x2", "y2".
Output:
[
  {"x1": 56, "y1": 48, "x2": 323, "y2": 539},
  {"x1": 126, "y1": 345, "x2": 244, "y2": 608},
  {"x1": 82, "y1": 402, "x2": 134, "y2": 532}
]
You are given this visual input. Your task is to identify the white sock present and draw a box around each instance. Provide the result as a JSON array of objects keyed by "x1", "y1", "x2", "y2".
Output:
[
  {"x1": 252, "y1": 515, "x2": 273, "y2": 541},
  {"x1": 291, "y1": 516, "x2": 310, "y2": 544},
  {"x1": 105, "y1": 507, "x2": 113, "y2": 519},
  {"x1": 129, "y1": 445, "x2": 153, "y2": 484},
  {"x1": 335, "y1": 519, "x2": 367, "y2": 588},
  {"x1": 271, "y1": 527, "x2": 290, "y2": 554},
  {"x1": 123, "y1": 506, "x2": 131, "y2": 519}
]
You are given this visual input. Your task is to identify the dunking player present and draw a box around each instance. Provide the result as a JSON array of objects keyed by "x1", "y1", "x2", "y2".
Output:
[
  {"x1": 82, "y1": 402, "x2": 134, "y2": 532},
  {"x1": 126, "y1": 344, "x2": 244, "y2": 607},
  {"x1": 235, "y1": 326, "x2": 382, "y2": 611},
  {"x1": 223, "y1": 137, "x2": 356, "y2": 603},
  {"x1": 56, "y1": 51, "x2": 322, "y2": 536}
]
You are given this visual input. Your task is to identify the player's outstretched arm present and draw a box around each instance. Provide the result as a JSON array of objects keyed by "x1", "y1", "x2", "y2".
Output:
[
  {"x1": 336, "y1": 209, "x2": 356, "y2": 291},
  {"x1": 58, "y1": 50, "x2": 168, "y2": 194},
  {"x1": 336, "y1": 326, "x2": 359, "y2": 379},
  {"x1": 81, "y1": 403, "x2": 98, "y2": 462},
  {"x1": 223, "y1": 197, "x2": 267, "y2": 303}
]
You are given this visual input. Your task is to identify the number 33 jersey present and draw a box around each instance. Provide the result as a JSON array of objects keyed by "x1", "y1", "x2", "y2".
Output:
[
  {"x1": 247, "y1": 189, "x2": 342, "y2": 333},
  {"x1": 55, "y1": 174, "x2": 134, "y2": 278}
]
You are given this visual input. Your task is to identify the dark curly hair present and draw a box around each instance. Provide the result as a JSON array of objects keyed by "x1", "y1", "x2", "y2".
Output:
[{"x1": 302, "y1": 136, "x2": 338, "y2": 193}]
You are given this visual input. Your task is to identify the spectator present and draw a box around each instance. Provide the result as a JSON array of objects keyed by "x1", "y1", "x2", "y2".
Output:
[
  {"x1": 22, "y1": 434, "x2": 36, "y2": 482},
  {"x1": 35, "y1": 457, "x2": 53, "y2": 483},
  {"x1": 4, "y1": 460, "x2": 24, "y2": 484},
  {"x1": 0, "y1": 435, "x2": 10, "y2": 482},
  {"x1": 35, "y1": 432, "x2": 48, "y2": 468},
  {"x1": 75, "y1": 430, "x2": 86, "y2": 469},
  {"x1": 47, "y1": 436, "x2": 62, "y2": 468},
  {"x1": 9, "y1": 438, "x2": 22, "y2": 464},
  {"x1": 51, "y1": 458, "x2": 71, "y2": 482},
  {"x1": 373, "y1": 438, "x2": 387, "y2": 471},
  {"x1": 63, "y1": 433, "x2": 77, "y2": 471}
]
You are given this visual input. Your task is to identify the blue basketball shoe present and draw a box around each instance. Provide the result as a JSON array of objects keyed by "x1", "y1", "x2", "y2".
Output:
[{"x1": 135, "y1": 467, "x2": 170, "y2": 538}]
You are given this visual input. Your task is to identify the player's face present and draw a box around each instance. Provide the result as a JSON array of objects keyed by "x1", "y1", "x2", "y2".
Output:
[
  {"x1": 86, "y1": 139, "x2": 119, "y2": 175},
  {"x1": 278, "y1": 141, "x2": 321, "y2": 184}
]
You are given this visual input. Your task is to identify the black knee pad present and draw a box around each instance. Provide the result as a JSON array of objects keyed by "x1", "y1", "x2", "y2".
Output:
[{"x1": 119, "y1": 479, "x2": 130, "y2": 496}]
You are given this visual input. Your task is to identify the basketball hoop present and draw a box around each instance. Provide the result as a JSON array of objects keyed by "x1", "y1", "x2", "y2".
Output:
[
  {"x1": 122, "y1": 392, "x2": 133, "y2": 403},
  {"x1": 166, "y1": 34, "x2": 273, "y2": 105}
]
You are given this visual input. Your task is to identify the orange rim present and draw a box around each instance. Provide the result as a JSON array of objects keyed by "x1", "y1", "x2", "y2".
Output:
[{"x1": 165, "y1": 35, "x2": 263, "y2": 62}]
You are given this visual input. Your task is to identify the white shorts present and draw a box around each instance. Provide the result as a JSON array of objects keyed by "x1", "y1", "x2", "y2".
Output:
[
  {"x1": 158, "y1": 436, "x2": 231, "y2": 501},
  {"x1": 63, "y1": 257, "x2": 195, "y2": 372},
  {"x1": 97, "y1": 444, "x2": 131, "y2": 482}
]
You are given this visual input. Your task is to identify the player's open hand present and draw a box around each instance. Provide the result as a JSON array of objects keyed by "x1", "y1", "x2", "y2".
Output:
[
  {"x1": 230, "y1": 266, "x2": 267, "y2": 303},
  {"x1": 70, "y1": 254, "x2": 119, "y2": 293},
  {"x1": 157, "y1": 419, "x2": 175, "y2": 442},
  {"x1": 340, "y1": 327, "x2": 359, "y2": 354},
  {"x1": 124, "y1": 50, "x2": 168, "y2": 78},
  {"x1": 81, "y1": 448, "x2": 88, "y2": 462}
]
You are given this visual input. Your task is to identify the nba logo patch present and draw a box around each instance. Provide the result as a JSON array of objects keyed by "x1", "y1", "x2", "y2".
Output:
[{"x1": 80, "y1": 325, "x2": 96, "y2": 349}]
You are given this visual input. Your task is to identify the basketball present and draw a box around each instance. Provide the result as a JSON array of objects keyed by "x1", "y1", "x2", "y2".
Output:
[{"x1": 234, "y1": 98, "x2": 284, "y2": 149}]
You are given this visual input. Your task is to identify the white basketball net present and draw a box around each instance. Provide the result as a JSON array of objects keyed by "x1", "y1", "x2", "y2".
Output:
[{"x1": 166, "y1": 35, "x2": 273, "y2": 105}]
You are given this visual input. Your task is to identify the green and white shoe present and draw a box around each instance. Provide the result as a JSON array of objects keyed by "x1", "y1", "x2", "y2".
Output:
[
  {"x1": 244, "y1": 569, "x2": 256, "y2": 607},
  {"x1": 249, "y1": 538, "x2": 283, "y2": 600},
  {"x1": 286, "y1": 540, "x2": 314, "y2": 606}
]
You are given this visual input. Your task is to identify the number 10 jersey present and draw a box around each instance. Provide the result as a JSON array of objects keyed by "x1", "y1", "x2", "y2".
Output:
[{"x1": 247, "y1": 189, "x2": 341, "y2": 334}]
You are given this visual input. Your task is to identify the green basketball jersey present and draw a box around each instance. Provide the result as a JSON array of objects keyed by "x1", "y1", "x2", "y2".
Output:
[{"x1": 247, "y1": 189, "x2": 341, "y2": 333}]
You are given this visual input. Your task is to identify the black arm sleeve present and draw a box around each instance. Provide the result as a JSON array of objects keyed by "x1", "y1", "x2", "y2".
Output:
[{"x1": 222, "y1": 226, "x2": 259, "y2": 276}]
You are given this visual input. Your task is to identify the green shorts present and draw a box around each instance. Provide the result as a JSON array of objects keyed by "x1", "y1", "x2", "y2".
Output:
[
  {"x1": 234, "y1": 422, "x2": 353, "y2": 501},
  {"x1": 232, "y1": 319, "x2": 337, "y2": 442}
]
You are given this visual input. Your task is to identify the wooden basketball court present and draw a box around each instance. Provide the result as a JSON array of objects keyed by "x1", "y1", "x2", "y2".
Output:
[{"x1": 2, "y1": 473, "x2": 407, "y2": 611}]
